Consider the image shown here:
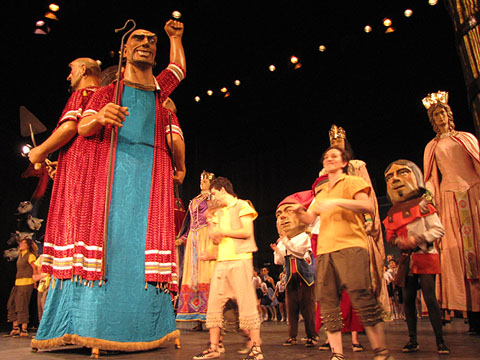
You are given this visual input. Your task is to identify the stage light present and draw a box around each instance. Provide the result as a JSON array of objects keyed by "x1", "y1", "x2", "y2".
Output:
[
  {"x1": 383, "y1": 18, "x2": 392, "y2": 27},
  {"x1": 318, "y1": 45, "x2": 326, "y2": 52},
  {"x1": 428, "y1": 0, "x2": 438, "y2": 5},
  {"x1": 290, "y1": 56, "x2": 299, "y2": 64},
  {"x1": 385, "y1": 26, "x2": 396, "y2": 34},
  {"x1": 364, "y1": 25, "x2": 372, "y2": 33},
  {"x1": 224, "y1": 92, "x2": 230, "y2": 98},
  {"x1": 220, "y1": 87, "x2": 228, "y2": 93},
  {"x1": 194, "y1": 96, "x2": 200, "y2": 102},
  {"x1": 269, "y1": 65, "x2": 276, "y2": 72},
  {"x1": 49, "y1": 3, "x2": 59, "y2": 12},
  {"x1": 294, "y1": 63, "x2": 302, "y2": 70},
  {"x1": 404, "y1": 9, "x2": 413, "y2": 17},
  {"x1": 207, "y1": 90, "x2": 213, "y2": 96},
  {"x1": 234, "y1": 80, "x2": 241, "y2": 86},
  {"x1": 172, "y1": 10, "x2": 182, "y2": 19},
  {"x1": 44, "y1": 12, "x2": 59, "y2": 21},
  {"x1": 21, "y1": 144, "x2": 32, "y2": 157},
  {"x1": 34, "y1": 23, "x2": 50, "y2": 35}
]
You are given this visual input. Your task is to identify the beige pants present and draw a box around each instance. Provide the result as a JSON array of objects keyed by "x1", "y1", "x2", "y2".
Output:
[{"x1": 206, "y1": 259, "x2": 260, "y2": 330}]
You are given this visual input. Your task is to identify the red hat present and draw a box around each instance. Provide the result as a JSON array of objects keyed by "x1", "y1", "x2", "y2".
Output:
[{"x1": 277, "y1": 190, "x2": 315, "y2": 210}]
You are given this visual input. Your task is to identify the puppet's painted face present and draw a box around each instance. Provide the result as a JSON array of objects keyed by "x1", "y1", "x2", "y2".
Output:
[
  {"x1": 67, "y1": 60, "x2": 83, "y2": 92},
  {"x1": 432, "y1": 106, "x2": 449, "y2": 134},
  {"x1": 200, "y1": 177, "x2": 211, "y2": 191},
  {"x1": 124, "y1": 29, "x2": 157, "y2": 67},
  {"x1": 385, "y1": 163, "x2": 419, "y2": 204},
  {"x1": 276, "y1": 204, "x2": 305, "y2": 238}
]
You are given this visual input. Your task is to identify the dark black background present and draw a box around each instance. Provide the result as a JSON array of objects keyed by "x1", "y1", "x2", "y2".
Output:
[{"x1": 0, "y1": 1, "x2": 476, "y2": 326}]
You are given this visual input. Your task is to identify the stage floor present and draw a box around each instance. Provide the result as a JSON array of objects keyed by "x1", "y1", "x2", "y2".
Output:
[{"x1": 1, "y1": 318, "x2": 479, "y2": 359}]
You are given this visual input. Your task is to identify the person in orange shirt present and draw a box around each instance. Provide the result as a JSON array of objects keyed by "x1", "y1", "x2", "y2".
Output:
[{"x1": 296, "y1": 146, "x2": 391, "y2": 360}]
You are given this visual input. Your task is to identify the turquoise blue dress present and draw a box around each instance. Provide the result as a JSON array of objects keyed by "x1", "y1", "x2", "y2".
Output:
[{"x1": 34, "y1": 85, "x2": 177, "y2": 349}]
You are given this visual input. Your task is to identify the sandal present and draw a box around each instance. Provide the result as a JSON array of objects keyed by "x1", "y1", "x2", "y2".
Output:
[
  {"x1": 19, "y1": 329, "x2": 29, "y2": 337},
  {"x1": 242, "y1": 344, "x2": 264, "y2": 360},
  {"x1": 373, "y1": 348, "x2": 394, "y2": 360},
  {"x1": 9, "y1": 327, "x2": 20, "y2": 336}
]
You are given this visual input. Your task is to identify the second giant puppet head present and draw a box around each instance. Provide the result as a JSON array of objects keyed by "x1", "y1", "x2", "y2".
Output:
[{"x1": 384, "y1": 159, "x2": 425, "y2": 205}]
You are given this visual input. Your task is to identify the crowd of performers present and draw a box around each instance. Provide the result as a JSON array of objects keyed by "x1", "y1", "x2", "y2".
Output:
[{"x1": 4, "y1": 15, "x2": 480, "y2": 360}]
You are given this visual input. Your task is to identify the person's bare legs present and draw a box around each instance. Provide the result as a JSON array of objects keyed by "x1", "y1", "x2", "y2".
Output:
[
  {"x1": 364, "y1": 322, "x2": 389, "y2": 357},
  {"x1": 326, "y1": 330, "x2": 343, "y2": 355},
  {"x1": 208, "y1": 327, "x2": 221, "y2": 350},
  {"x1": 352, "y1": 330, "x2": 360, "y2": 345}
]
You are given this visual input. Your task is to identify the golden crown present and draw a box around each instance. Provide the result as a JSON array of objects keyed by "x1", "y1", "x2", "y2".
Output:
[
  {"x1": 422, "y1": 91, "x2": 449, "y2": 110},
  {"x1": 200, "y1": 170, "x2": 215, "y2": 181},
  {"x1": 329, "y1": 124, "x2": 346, "y2": 141}
]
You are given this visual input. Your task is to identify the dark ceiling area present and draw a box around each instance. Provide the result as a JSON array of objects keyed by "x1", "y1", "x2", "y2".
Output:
[{"x1": 0, "y1": 1, "x2": 475, "y2": 269}]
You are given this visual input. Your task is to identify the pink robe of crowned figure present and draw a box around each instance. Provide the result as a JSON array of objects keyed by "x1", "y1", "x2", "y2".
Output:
[{"x1": 424, "y1": 131, "x2": 480, "y2": 312}]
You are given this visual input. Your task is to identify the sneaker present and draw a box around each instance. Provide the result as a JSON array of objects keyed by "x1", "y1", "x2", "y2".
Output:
[
  {"x1": 402, "y1": 340, "x2": 419, "y2": 353},
  {"x1": 352, "y1": 343, "x2": 365, "y2": 352},
  {"x1": 330, "y1": 353, "x2": 345, "y2": 360},
  {"x1": 318, "y1": 342, "x2": 331, "y2": 351},
  {"x1": 305, "y1": 337, "x2": 317, "y2": 347},
  {"x1": 242, "y1": 344, "x2": 264, "y2": 360},
  {"x1": 192, "y1": 347, "x2": 221, "y2": 359},
  {"x1": 437, "y1": 342, "x2": 450, "y2": 355},
  {"x1": 283, "y1": 337, "x2": 297, "y2": 346}
]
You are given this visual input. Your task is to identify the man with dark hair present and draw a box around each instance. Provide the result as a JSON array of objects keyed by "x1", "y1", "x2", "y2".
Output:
[{"x1": 193, "y1": 177, "x2": 263, "y2": 360}]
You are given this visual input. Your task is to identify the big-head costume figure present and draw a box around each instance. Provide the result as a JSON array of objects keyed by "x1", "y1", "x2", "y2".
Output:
[
  {"x1": 422, "y1": 91, "x2": 480, "y2": 334},
  {"x1": 272, "y1": 191, "x2": 318, "y2": 347},
  {"x1": 383, "y1": 159, "x2": 449, "y2": 354}
]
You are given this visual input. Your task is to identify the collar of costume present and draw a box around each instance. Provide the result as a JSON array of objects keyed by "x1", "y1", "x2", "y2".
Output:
[{"x1": 383, "y1": 197, "x2": 437, "y2": 233}]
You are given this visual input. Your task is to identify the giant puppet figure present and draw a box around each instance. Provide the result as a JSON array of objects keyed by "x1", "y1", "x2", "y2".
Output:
[
  {"x1": 422, "y1": 91, "x2": 480, "y2": 334},
  {"x1": 28, "y1": 58, "x2": 101, "y2": 259},
  {"x1": 176, "y1": 171, "x2": 217, "y2": 328},
  {"x1": 31, "y1": 20, "x2": 186, "y2": 355},
  {"x1": 383, "y1": 160, "x2": 449, "y2": 355}
]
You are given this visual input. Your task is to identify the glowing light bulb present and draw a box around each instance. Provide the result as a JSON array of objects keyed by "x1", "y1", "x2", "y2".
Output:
[
  {"x1": 318, "y1": 45, "x2": 326, "y2": 52},
  {"x1": 383, "y1": 18, "x2": 392, "y2": 27},
  {"x1": 428, "y1": 0, "x2": 438, "y2": 5},
  {"x1": 364, "y1": 25, "x2": 372, "y2": 33},
  {"x1": 404, "y1": 9, "x2": 413, "y2": 17},
  {"x1": 234, "y1": 80, "x2": 241, "y2": 86},
  {"x1": 220, "y1": 87, "x2": 228, "y2": 93},
  {"x1": 290, "y1": 56, "x2": 298, "y2": 64},
  {"x1": 172, "y1": 11, "x2": 182, "y2": 19},
  {"x1": 269, "y1": 65, "x2": 276, "y2": 72},
  {"x1": 207, "y1": 90, "x2": 213, "y2": 96},
  {"x1": 194, "y1": 96, "x2": 200, "y2": 102},
  {"x1": 49, "y1": 3, "x2": 59, "y2": 12}
]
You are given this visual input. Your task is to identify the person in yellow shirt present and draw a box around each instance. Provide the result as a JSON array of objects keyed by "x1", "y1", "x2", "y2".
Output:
[
  {"x1": 7, "y1": 237, "x2": 38, "y2": 337},
  {"x1": 193, "y1": 177, "x2": 263, "y2": 360},
  {"x1": 296, "y1": 146, "x2": 391, "y2": 360}
]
